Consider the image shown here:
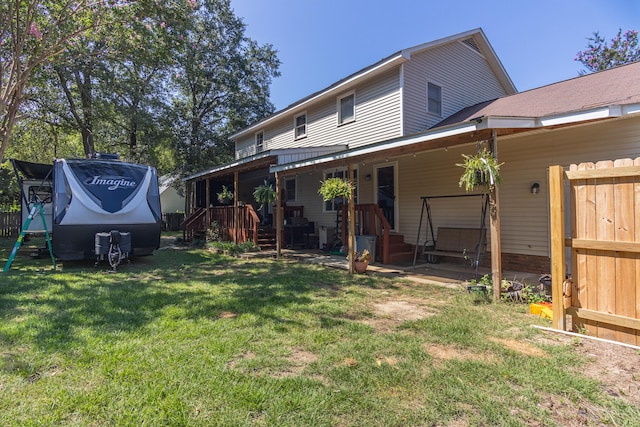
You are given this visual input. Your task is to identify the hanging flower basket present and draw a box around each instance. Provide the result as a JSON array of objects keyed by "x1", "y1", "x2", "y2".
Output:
[
  {"x1": 253, "y1": 180, "x2": 277, "y2": 210},
  {"x1": 456, "y1": 148, "x2": 503, "y2": 192},
  {"x1": 217, "y1": 185, "x2": 234, "y2": 204},
  {"x1": 318, "y1": 177, "x2": 354, "y2": 201}
]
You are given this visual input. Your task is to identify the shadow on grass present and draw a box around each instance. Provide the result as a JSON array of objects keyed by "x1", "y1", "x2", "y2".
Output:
[{"x1": 0, "y1": 237, "x2": 376, "y2": 354}]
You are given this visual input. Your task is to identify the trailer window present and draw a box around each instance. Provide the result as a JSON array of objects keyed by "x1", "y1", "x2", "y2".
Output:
[{"x1": 28, "y1": 185, "x2": 52, "y2": 204}]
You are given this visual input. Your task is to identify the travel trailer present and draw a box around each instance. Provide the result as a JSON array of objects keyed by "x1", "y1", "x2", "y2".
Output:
[{"x1": 11, "y1": 156, "x2": 161, "y2": 262}]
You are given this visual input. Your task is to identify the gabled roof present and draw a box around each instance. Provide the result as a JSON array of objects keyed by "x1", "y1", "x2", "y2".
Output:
[
  {"x1": 231, "y1": 28, "x2": 515, "y2": 140},
  {"x1": 436, "y1": 60, "x2": 640, "y2": 127}
]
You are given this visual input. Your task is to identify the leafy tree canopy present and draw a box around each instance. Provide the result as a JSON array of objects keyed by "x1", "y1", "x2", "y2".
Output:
[{"x1": 575, "y1": 29, "x2": 640, "y2": 74}]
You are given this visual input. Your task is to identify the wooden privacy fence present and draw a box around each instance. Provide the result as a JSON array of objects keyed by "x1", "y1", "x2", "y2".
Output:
[
  {"x1": 0, "y1": 212, "x2": 20, "y2": 237},
  {"x1": 549, "y1": 159, "x2": 640, "y2": 346}
]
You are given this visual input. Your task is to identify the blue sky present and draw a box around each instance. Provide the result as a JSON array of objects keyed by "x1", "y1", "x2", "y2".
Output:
[{"x1": 230, "y1": 0, "x2": 639, "y2": 111}]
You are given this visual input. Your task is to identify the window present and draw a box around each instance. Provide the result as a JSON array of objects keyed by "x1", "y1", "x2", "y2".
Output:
[
  {"x1": 294, "y1": 112, "x2": 307, "y2": 139},
  {"x1": 427, "y1": 82, "x2": 442, "y2": 116},
  {"x1": 338, "y1": 92, "x2": 355, "y2": 124},
  {"x1": 323, "y1": 168, "x2": 358, "y2": 212},
  {"x1": 255, "y1": 131, "x2": 264, "y2": 152},
  {"x1": 284, "y1": 177, "x2": 296, "y2": 202}
]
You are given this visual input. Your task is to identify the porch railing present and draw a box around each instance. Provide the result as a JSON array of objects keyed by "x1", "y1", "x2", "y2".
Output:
[
  {"x1": 182, "y1": 205, "x2": 260, "y2": 245},
  {"x1": 341, "y1": 203, "x2": 391, "y2": 264},
  {"x1": 182, "y1": 207, "x2": 206, "y2": 241}
]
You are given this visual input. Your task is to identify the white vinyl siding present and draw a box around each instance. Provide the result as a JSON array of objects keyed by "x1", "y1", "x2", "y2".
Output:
[
  {"x1": 244, "y1": 69, "x2": 401, "y2": 153},
  {"x1": 395, "y1": 116, "x2": 640, "y2": 260},
  {"x1": 402, "y1": 41, "x2": 510, "y2": 134}
]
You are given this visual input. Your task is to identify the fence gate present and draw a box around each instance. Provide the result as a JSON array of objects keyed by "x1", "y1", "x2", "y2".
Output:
[{"x1": 549, "y1": 159, "x2": 640, "y2": 346}]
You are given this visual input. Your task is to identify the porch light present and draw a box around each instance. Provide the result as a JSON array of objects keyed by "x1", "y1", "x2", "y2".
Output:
[{"x1": 531, "y1": 182, "x2": 540, "y2": 194}]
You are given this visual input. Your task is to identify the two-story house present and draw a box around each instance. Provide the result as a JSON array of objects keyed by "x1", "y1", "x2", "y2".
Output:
[
  {"x1": 183, "y1": 28, "x2": 515, "y2": 256},
  {"x1": 183, "y1": 28, "x2": 640, "y2": 276}
]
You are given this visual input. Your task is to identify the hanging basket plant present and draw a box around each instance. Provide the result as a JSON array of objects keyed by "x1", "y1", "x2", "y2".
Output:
[
  {"x1": 318, "y1": 177, "x2": 354, "y2": 201},
  {"x1": 456, "y1": 147, "x2": 503, "y2": 192},
  {"x1": 253, "y1": 180, "x2": 277, "y2": 210},
  {"x1": 217, "y1": 185, "x2": 234, "y2": 204}
]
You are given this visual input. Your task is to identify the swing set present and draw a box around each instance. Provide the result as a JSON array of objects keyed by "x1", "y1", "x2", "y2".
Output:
[{"x1": 412, "y1": 193, "x2": 489, "y2": 279}]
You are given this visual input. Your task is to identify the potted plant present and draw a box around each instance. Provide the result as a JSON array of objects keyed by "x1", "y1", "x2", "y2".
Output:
[
  {"x1": 217, "y1": 185, "x2": 234, "y2": 204},
  {"x1": 351, "y1": 249, "x2": 372, "y2": 273},
  {"x1": 318, "y1": 177, "x2": 354, "y2": 201},
  {"x1": 457, "y1": 147, "x2": 503, "y2": 192},
  {"x1": 253, "y1": 180, "x2": 277, "y2": 223}
]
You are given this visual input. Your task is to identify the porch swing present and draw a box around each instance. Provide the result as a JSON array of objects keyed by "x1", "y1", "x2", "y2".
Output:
[{"x1": 412, "y1": 193, "x2": 489, "y2": 278}]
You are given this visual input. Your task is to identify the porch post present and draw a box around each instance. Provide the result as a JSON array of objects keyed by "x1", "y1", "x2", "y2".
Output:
[
  {"x1": 205, "y1": 178, "x2": 211, "y2": 229},
  {"x1": 275, "y1": 171, "x2": 282, "y2": 259},
  {"x1": 490, "y1": 131, "x2": 503, "y2": 301},
  {"x1": 234, "y1": 170, "x2": 239, "y2": 243},
  {"x1": 348, "y1": 164, "x2": 355, "y2": 274},
  {"x1": 185, "y1": 180, "x2": 192, "y2": 214}
]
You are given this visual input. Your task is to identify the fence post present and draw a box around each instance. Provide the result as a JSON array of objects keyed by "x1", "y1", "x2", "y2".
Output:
[{"x1": 549, "y1": 165, "x2": 566, "y2": 330}]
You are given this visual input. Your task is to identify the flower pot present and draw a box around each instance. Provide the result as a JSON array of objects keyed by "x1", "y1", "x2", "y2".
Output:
[{"x1": 354, "y1": 261, "x2": 368, "y2": 274}]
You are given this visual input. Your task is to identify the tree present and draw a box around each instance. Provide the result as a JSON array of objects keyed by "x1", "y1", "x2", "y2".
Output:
[
  {"x1": 575, "y1": 29, "x2": 640, "y2": 74},
  {"x1": 0, "y1": 0, "x2": 106, "y2": 161},
  {"x1": 170, "y1": 0, "x2": 280, "y2": 175}
]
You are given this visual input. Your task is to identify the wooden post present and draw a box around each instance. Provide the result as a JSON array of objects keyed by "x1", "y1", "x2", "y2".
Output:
[
  {"x1": 275, "y1": 172, "x2": 282, "y2": 259},
  {"x1": 549, "y1": 165, "x2": 566, "y2": 330},
  {"x1": 348, "y1": 164, "x2": 355, "y2": 274},
  {"x1": 234, "y1": 170, "x2": 239, "y2": 243},
  {"x1": 185, "y1": 181, "x2": 192, "y2": 214},
  {"x1": 489, "y1": 132, "x2": 502, "y2": 302},
  {"x1": 205, "y1": 178, "x2": 210, "y2": 229}
]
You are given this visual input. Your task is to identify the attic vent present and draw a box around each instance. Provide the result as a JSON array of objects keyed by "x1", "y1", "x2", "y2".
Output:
[{"x1": 461, "y1": 38, "x2": 481, "y2": 54}]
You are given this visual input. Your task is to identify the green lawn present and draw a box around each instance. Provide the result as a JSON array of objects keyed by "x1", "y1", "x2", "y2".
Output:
[{"x1": 0, "y1": 236, "x2": 638, "y2": 426}]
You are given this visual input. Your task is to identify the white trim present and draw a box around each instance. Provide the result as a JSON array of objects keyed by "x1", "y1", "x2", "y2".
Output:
[
  {"x1": 337, "y1": 90, "x2": 356, "y2": 126},
  {"x1": 539, "y1": 106, "x2": 621, "y2": 127},
  {"x1": 399, "y1": 63, "x2": 405, "y2": 135}
]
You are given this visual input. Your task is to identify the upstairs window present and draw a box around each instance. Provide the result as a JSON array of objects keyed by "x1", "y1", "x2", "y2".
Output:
[
  {"x1": 294, "y1": 112, "x2": 307, "y2": 139},
  {"x1": 255, "y1": 131, "x2": 264, "y2": 152},
  {"x1": 338, "y1": 92, "x2": 355, "y2": 125},
  {"x1": 427, "y1": 82, "x2": 442, "y2": 116}
]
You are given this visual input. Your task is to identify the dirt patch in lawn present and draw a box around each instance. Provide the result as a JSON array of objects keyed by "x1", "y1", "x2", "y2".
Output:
[
  {"x1": 550, "y1": 334, "x2": 640, "y2": 409},
  {"x1": 363, "y1": 299, "x2": 437, "y2": 332}
]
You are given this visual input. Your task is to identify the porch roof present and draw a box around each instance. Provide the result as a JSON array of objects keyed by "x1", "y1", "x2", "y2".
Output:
[{"x1": 183, "y1": 146, "x2": 347, "y2": 182}]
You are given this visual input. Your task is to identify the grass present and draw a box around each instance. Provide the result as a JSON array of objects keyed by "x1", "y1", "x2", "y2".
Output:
[{"x1": 0, "y1": 235, "x2": 638, "y2": 426}]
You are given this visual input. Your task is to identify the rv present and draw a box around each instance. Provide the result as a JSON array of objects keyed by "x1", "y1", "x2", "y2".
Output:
[{"x1": 11, "y1": 157, "x2": 161, "y2": 262}]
